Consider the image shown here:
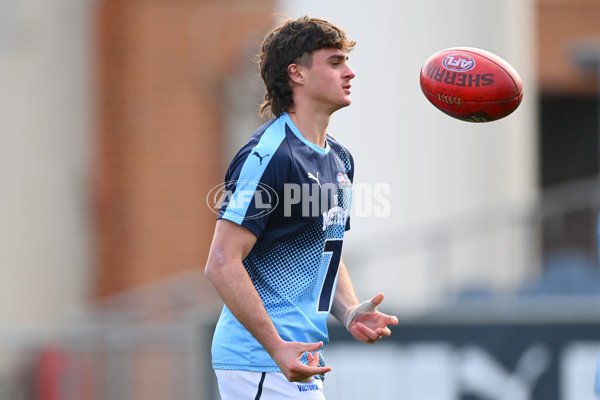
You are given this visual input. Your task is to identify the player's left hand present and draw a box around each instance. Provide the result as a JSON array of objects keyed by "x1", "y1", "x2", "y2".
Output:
[{"x1": 345, "y1": 293, "x2": 398, "y2": 344}]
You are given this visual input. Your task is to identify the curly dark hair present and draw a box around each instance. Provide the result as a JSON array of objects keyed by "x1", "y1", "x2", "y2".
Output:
[{"x1": 258, "y1": 16, "x2": 356, "y2": 118}]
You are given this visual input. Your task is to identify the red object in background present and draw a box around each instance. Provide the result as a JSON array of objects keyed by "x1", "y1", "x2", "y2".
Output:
[
  {"x1": 33, "y1": 346, "x2": 94, "y2": 400},
  {"x1": 34, "y1": 346, "x2": 67, "y2": 400},
  {"x1": 420, "y1": 47, "x2": 523, "y2": 122}
]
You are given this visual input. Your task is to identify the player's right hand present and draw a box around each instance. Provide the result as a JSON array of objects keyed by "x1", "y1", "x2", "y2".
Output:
[{"x1": 271, "y1": 340, "x2": 332, "y2": 382}]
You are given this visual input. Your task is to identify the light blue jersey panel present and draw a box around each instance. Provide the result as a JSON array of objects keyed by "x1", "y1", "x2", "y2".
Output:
[
  {"x1": 212, "y1": 113, "x2": 354, "y2": 375},
  {"x1": 596, "y1": 350, "x2": 600, "y2": 398},
  {"x1": 220, "y1": 117, "x2": 287, "y2": 227}
]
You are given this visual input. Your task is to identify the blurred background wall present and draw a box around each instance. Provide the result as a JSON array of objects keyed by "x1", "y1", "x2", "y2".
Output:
[
  {"x1": 93, "y1": 0, "x2": 275, "y2": 298},
  {"x1": 0, "y1": 0, "x2": 93, "y2": 325},
  {"x1": 1, "y1": 0, "x2": 600, "y2": 399}
]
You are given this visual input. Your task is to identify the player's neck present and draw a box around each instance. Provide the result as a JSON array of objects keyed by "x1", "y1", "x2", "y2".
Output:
[{"x1": 287, "y1": 106, "x2": 331, "y2": 149}]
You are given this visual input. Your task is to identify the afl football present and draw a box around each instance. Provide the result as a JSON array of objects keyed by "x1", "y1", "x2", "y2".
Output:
[{"x1": 419, "y1": 47, "x2": 523, "y2": 122}]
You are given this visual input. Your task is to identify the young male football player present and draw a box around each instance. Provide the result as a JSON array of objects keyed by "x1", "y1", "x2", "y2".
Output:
[{"x1": 204, "y1": 16, "x2": 398, "y2": 399}]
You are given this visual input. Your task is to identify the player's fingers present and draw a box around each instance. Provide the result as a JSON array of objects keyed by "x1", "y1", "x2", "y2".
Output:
[
  {"x1": 349, "y1": 324, "x2": 370, "y2": 342},
  {"x1": 306, "y1": 351, "x2": 320, "y2": 367},
  {"x1": 312, "y1": 351, "x2": 320, "y2": 364},
  {"x1": 370, "y1": 292, "x2": 384, "y2": 306},
  {"x1": 378, "y1": 313, "x2": 398, "y2": 326},
  {"x1": 298, "y1": 364, "x2": 331, "y2": 377},
  {"x1": 313, "y1": 365, "x2": 331, "y2": 375},
  {"x1": 376, "y1": 326, "x2": 392, "y2": 338},
  {"x1": 355, "y1": 322, "x2": 381, "y2": 342},
  {"x1": 288, "y1": 365, "x2": 331, "y2": 383},
  {"x1": 298, "y1": 341, "x2": 323, "y2": 354},
  {"x1": 284, "y1": 356, "x2": 331, "y2": 382}
]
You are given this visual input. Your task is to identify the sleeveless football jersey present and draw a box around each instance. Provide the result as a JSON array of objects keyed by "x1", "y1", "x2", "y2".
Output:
[{"x1": 211, "y1": 113, "x2": 354, "y2": 374}]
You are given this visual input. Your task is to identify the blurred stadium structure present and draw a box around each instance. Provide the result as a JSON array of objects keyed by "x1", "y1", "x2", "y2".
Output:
[
  {"x1": 0, "y1": 272, "x2": 219, "y2": 400},
  {"x1": 2, "y1": 0, "x2": 600, "y2": 399}
]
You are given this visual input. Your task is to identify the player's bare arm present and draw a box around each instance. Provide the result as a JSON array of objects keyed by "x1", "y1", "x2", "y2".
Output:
[
  {"x1": 331, "y1": 259, "x2": 399, "y2": 343},
  {"x1": 329, "y1": 259, "x2": 359, "y2": 322},
  {"x1": 204, "y1": 219, "x2": 331, "y2": 382}
]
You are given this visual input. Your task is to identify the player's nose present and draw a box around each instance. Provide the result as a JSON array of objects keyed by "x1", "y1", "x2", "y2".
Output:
[{"x1": 344, "y1": 64, "x2": 356, "y2": 80}]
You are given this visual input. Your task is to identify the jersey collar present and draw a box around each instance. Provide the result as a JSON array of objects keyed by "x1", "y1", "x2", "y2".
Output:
[{"x1": 281, "y1": 113, "x2": 330, "y2": 155}]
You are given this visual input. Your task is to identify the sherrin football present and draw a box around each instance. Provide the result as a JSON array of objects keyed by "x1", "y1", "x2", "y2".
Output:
[{"x1": 419, "y1": 47, "x2": 523, "y2": 122}]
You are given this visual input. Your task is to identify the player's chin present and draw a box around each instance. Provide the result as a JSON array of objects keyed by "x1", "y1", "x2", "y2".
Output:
[
  {"x1": 337, "y1": 97, "x2": 353, "y2": 109},
  {"x1": 328, "y1": 100, "x2": 352, "y2": 114}
]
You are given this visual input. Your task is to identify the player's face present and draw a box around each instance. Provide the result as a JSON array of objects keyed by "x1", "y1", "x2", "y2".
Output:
[{"x1": 302, "y1": 48, "x2": 356, "y2": 113}]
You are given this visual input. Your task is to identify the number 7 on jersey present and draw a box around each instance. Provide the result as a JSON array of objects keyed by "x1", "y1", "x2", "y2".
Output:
[{"x1": 317, "y1": 239, "x2": 343, "y2": 312}]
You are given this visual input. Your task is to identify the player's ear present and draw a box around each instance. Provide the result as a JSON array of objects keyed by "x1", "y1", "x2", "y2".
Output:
[{"x1": 288, "y1": 63, "x2": 304, "y2": 85}]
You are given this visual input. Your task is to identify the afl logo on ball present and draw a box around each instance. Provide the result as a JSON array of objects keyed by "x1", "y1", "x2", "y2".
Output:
[{"x1": 442, "y1": 53, "x2": 476, "y2": 72}]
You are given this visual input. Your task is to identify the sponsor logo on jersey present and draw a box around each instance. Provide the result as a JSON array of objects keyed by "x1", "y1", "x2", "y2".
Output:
[
  {"x1": 442, "y1": 53, "x2": 476, "y2": 72},
  {"x1": 336, "y1": 172, "x2": 352, "y2": 188},
  {"x1": 322, "y1": 206, "x2": 349, "y2": 231},
  {"x1": 297, "y1": 378, "x2": 320, "y2": 392},
  {"x1": 251, "y1": 151, "x2": 270, "y2": 166},
  {"x1": 308, "y1": 171, "x2": 322, "y2": 188},
  {"x1": 425, "y1": 62, "x2": 494, "y2": 87}
]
